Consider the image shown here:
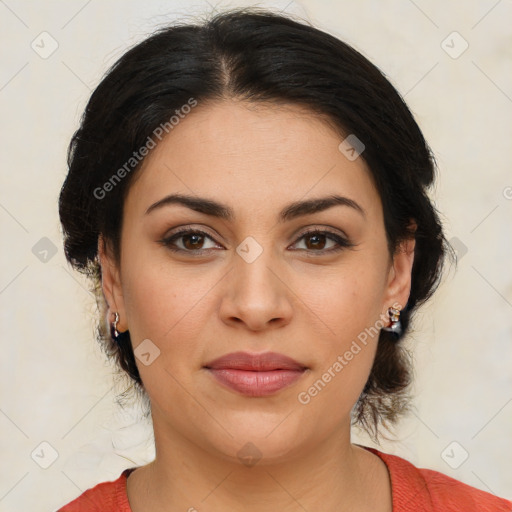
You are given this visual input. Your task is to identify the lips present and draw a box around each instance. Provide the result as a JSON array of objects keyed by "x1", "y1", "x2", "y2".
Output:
[
  {"x1": 204, "y1": 351, "x2": 307, "y2": 397},
  {"x1": 205, "y1": 351, "x2": 307, "y2": 371}
]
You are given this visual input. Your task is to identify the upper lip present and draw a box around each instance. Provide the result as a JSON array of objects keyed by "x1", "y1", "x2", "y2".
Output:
[{"x1": 204, "y1": 351, "x2": 307, "y2": 371}]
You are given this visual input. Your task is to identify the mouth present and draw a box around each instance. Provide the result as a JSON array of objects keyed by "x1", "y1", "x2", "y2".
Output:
[{"x1": 203, "y1": 351, "x2": 308, "y2": 397}]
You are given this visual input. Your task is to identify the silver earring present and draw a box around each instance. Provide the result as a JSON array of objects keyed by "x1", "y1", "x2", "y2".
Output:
[
  {"x1": 383, "y1": 307, "x2": 402, "y2": 336},
  {"x1": 112, "y1": 312, "x2": 120, "y2": 338}
]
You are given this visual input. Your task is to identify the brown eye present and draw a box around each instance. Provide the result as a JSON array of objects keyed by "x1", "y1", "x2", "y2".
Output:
[
  {"x1": 304, "y1": 233, "x2": 328, "y2": 250},
  {"x1": 160, "y1": 229, "x2": 221, "y2": 254},
  {"x1": 182, "y1": 233, "x2": 206, "y2": 250},
  {"x1": 291, "y1": 229, "x2": 354, "y2": 254}
]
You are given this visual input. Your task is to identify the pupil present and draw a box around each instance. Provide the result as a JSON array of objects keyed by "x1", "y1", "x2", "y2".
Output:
[
  {"x1": 184, "y1": 234, "x2": 203, "y2": 250},
  {"x1": 307, "y1": 234, "x2": 325, "y2": 250}
]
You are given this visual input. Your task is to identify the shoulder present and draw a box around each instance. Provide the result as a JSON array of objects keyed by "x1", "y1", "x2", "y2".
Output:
[
  {"x1": 419, "y1": 467, "x2": 512, "y2": 512},
  {"x1": 365, "y1": 447, "x2": 512, "y2": 512},
  {"x1": 56, "y1": 468, "x2": 135, "y2": 512}
]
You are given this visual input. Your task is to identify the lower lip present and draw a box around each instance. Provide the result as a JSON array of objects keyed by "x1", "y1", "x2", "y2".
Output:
[{"x1": 206, "y1": 368, "x2": 306, "y2": 397}]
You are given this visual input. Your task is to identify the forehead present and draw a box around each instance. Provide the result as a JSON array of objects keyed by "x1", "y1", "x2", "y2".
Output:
[{"x1": 125, "y1": 100, "x2": 382, "y2": 222}]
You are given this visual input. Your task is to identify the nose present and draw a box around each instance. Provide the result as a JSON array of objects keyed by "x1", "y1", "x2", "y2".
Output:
[{"x1": 218, "y1": 248, "x2": 294, "y2": 332}]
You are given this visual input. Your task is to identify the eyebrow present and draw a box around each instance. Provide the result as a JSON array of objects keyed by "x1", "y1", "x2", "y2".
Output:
[{"x1": 144, "y1": 193, "x2": 366, "y2": 221}]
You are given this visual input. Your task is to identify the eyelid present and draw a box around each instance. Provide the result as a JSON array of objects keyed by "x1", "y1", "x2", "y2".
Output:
[
  {"x1": 159, "y1": 224, "x2": 355, "y2": 255},
  {"x1": 289, "y1": 227, "x2": 355, "y2": 252},
  {"x1": 293, "y1": 225, "x2": 350, "y2": 242},
  {"x1": 161, "y1": 224, "x2": 223, "y2": 242},
  {"x1": 158, "y1": 226, "x2": 224, "y2": 252}
]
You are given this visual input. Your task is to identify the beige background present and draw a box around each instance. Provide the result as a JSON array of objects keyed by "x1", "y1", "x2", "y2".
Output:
[{"x1": 0, "y1": 0, "x2": 511, "y2": 510}]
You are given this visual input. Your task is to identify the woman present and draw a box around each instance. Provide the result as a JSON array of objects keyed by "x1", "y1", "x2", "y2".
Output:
[{"x1": 57, "y1": 8, "x2": 511, "y2": 511}]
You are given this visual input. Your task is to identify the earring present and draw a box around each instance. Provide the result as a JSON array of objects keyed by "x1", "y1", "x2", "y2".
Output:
[
  {"x1": 111, "y1": 311, "x2": 121, "y2": 341},
  {"x1": 383, "y1": 306, "x2": 402, "y2": 336}
]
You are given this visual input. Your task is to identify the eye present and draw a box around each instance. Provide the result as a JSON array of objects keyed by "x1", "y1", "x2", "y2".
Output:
[
  {"x1": 159, "y1": 228, "x2": 223, "y2": 253},
  {"x1": 290, "y1": 229, "x2": 354, "y2": 254},
  {"x1": 159, "y1": 227, "x2": 354, "y2": 256}
]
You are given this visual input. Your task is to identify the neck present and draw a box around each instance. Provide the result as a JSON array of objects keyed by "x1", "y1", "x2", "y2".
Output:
[{"x1": 127, "y1": 411, "x2": 391, "y2": 512}]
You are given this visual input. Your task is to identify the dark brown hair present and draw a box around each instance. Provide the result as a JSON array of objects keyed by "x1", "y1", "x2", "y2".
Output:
[{"x1": 59, "y1": 8, "x2": 453, "y2": 441}]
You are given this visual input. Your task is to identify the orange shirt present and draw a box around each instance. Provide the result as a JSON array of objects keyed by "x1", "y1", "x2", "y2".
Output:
[{"x1": 57, "y1": 447, "x2": 512, "y2": 511}]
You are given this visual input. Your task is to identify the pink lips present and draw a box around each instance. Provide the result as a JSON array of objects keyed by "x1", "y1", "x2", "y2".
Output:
[{"x1": 204, "y1": 351, "x2": 307, "y2": 397}]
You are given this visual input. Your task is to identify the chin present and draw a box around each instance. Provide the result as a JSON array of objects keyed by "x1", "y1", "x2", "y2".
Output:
[{"x1": 201, "y1": 412, "x2": 313, "y2": 467}]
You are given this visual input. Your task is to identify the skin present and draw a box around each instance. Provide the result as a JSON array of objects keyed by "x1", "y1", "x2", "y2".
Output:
[{"x1": 99, "y1": 99, "x2": 415, "y2": 512}]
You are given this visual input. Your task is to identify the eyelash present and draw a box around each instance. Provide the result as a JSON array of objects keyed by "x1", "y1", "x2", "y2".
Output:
[{"x1": 159, "y1": 227, "x2": 354, "y2": 256}]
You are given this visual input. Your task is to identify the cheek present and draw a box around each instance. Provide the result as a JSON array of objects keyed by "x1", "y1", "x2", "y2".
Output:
[
  {"x1": 119, "y1": 244, "x2": 228, "y2": 393},
  {"x1": 293, "y1": 280, "x2": 383, "y2": 430},
  {"x1": 123, "y1": 261, "x2": 211, "y2": 344},
  {"x1": 290, "y1": 256, "x2": 388, "y2": 412},
  {"x1": 295, "y1": 254, "x2": 387, "y2": 337}
]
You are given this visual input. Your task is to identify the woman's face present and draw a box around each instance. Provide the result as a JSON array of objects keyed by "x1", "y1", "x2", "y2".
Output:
[{"x1": 100, "y1": 100, "x2": 414, "y2": 464}]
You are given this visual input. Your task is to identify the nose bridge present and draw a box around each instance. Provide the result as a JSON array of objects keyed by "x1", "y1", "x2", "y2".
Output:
[
  {"x1": 232, "y1": 234, "x2": 283, "y2": 297},
  {"x1": 220, "y1": 234, "x2": 293, "y2": 329}
]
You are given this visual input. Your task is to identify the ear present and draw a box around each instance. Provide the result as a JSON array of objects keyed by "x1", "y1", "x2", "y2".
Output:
[
  {"x1": 382, "y1": 222, "x2": 417, "y2": 314},
  {"x1": 98, "y1": 235, "x2": 128, "y2": 332}
]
